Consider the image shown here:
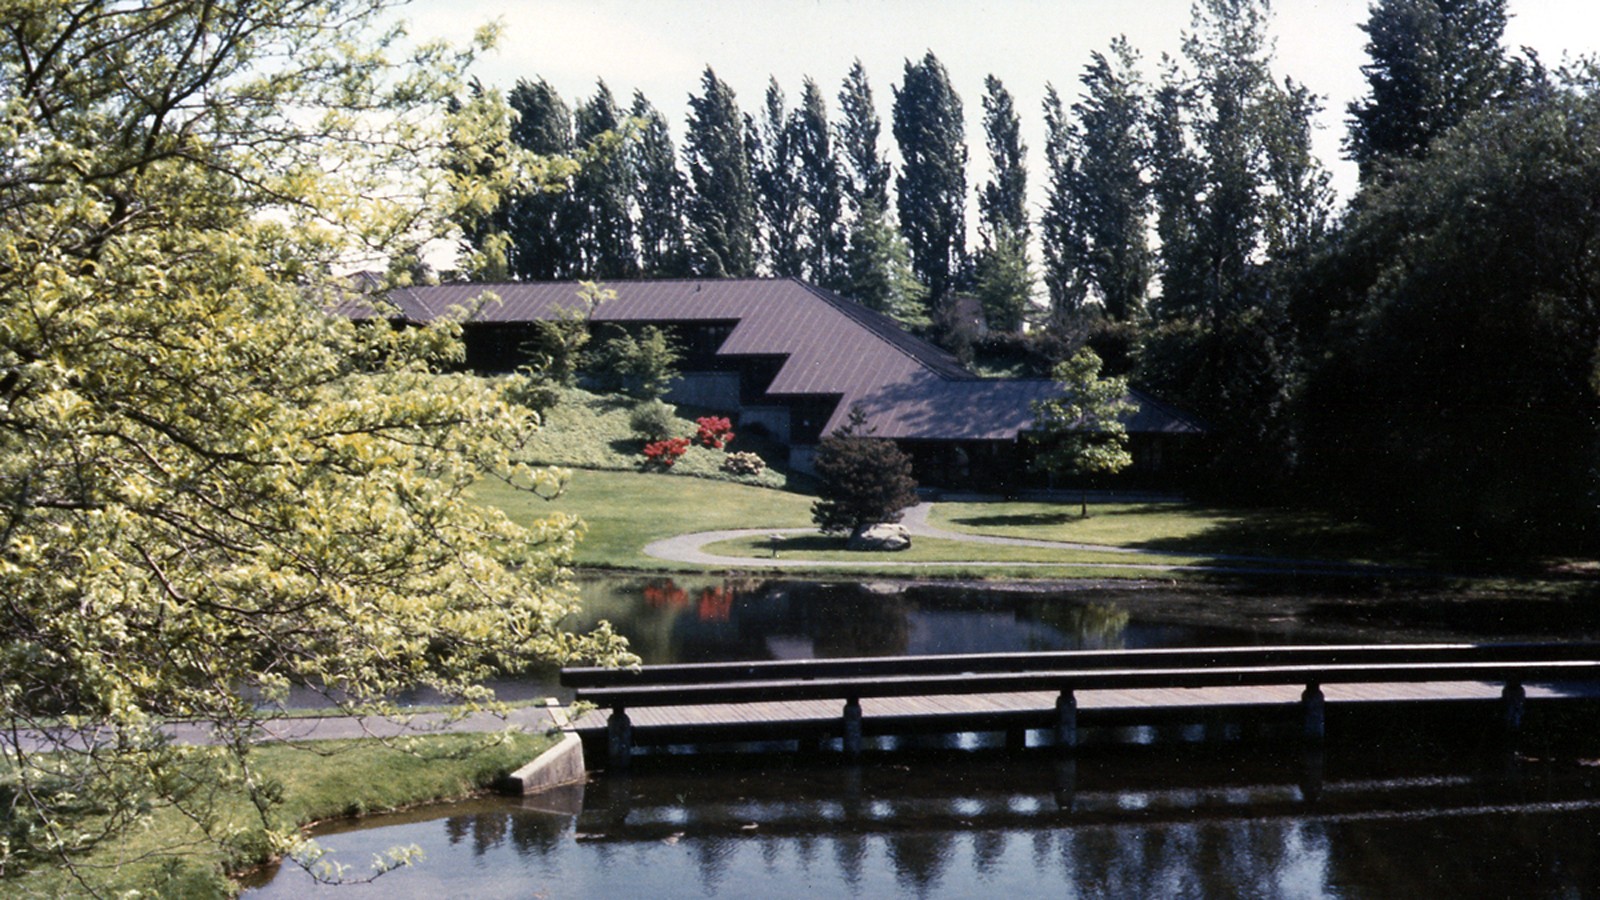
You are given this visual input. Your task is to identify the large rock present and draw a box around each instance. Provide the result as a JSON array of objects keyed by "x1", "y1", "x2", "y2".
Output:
[{"x1": 848, "y1": 523, "x2": 912, "y2": 552}]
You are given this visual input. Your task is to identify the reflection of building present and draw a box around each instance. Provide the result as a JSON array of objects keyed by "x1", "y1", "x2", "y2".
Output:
[{"x1": 353, "y1": 278, "x2": 1203, "y2": 488}]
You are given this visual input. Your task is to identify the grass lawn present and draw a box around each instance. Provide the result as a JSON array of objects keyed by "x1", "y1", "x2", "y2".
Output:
[
  {"x1": 927, "y1": 501, "x2": 1422, "y2": 567},
  {"x1": 700, "y1": 533, "x2": 1212, "y2": 569},
  {"x1": 6, "y1": 732, "x2": 554, "y2": 897},
  {"x1": 474, "y1": 467, "x2": 816, "y2": 569}
]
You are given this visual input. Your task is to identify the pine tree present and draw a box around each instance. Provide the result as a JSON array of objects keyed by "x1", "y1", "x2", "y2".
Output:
[
  {"x1": 811, "y1": 406, "x2": 920, "y2": 536},
  {"x1": 1346, "y1": 0, "x2": 1509, "y2": 181},
  {"x1": 684, "y1": 67, "x2": 759, "y2": 277},
  {"x1": 893, "y1": 52, "x2": 968, "y2": 317},
  {"x1": 631, "y1": 91, "x2": 692, "y2": 277},
  {"x1": 573, "y1": 81, "x2": 637, "y2": 278}
]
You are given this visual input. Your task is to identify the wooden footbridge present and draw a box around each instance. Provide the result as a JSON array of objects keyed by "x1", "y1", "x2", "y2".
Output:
[{"x1": 562, "y1": 643, "x2": 1600, "y2": 768}]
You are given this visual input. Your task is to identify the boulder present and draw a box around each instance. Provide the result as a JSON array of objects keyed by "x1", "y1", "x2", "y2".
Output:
[{"x1": 848, "y1": 523, "x2": 912, "y2": 552}]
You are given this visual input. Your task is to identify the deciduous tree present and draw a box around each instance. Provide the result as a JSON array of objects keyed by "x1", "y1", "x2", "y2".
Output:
[
  {"x1": 893, "y1": 52, "x2": 968, "y2": 320},
  {"x1": 1028, "y1": 349, "x2": 1134, "y2": 516},
  {"x1": 0, "y1": 0, "x2": 630, "y2": 884},
  {"x1": 684, "y1": 67, "x2": 759, "y2": 277}
]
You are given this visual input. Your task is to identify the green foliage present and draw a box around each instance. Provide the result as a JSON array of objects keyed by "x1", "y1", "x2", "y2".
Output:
[
  {"x1": 1029, "y1": 349, "x2": 1135, "y2": 487},
  {"x1": 974, "y1": 75, "x2": 1033, "y2": 333},
  {"x1": 629, "y1": 399, "x2": 679, "y2": 442},
  {"x1": 844, "y1": 201, "x2": 930, "y2": 326},
  {"x1": 811, "y1": 408, "x2": 920, "y2": 535},
  {"x1": 630, "y1": 91, "x2": 694, "y2": 277},
  {"x1": 504, "y1": 77, "x2": 580, "y2": 279},
  {"x1": 572, "y1": 81, "x2": 639, "y2": 279},
  {"x1": 893, "y1": 52, "x2": 969, "y2": 316},
  {"x1": 0, "y1": 0, "x2": 630, "y2": 879},
  {"x1": 588, "y1": 324, "x2": 682, "y2": 400},
  {"x1": 685, "y1": 67, "x2": 760, "y2": 277},
  {"x1": 756, "y1": 79, "x2": 807, "y2": 277},
  {"x1": 974, "y1": 230, "x2": 1035, "y2": 334},
  {"x1": 838, "y1": 60, "x2": 893, "y2": 214},
  {"x1": 1346, "y1": 0, "x2": 1510, "y2": 181},
  {"x1": 1302, "y1": 68, "x2": 1600, "y2": 548}
]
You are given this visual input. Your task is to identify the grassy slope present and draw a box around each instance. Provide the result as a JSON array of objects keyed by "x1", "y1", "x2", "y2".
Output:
[{"x1": 8, "y1": 733, "x2": 553, "y2": 897}]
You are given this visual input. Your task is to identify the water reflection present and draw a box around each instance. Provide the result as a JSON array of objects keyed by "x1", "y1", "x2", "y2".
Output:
[{"x1": 246, "y1": 747, "x2": 1600, "y2": 898}]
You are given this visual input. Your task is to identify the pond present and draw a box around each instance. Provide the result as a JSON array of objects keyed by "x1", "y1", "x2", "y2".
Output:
[{"x1": 249, "y1": 573, "x2": 1600, "y2": 897}]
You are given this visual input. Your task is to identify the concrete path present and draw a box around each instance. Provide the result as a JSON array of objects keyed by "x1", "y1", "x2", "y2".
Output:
[{"x1": 642, "y1": 502, "x2": 1403, "y2": 578}]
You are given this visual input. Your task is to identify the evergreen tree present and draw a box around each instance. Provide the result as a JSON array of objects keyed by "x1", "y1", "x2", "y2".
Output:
[
  {"x1": 505, "y1": 78, "x2": 579, "y2": 279},
  {"x1": 974, "y1": 75, "x2": 1032, "y2": 332},
  {"x1": 796, "y1": 77, "x2": 846, "y2": 286},
  {"x1": 631, "y1": 91, "x2": 693, "y2": 277},
  {"x1": 573, "y1": 81, "x2": 637, "y2": 278},
  {"x1": 756, "y1": 78, "x2": 806, "y2": 276},
  {"x1": 837, "y1": 59, "x2": 892, "y2": 212},
  {"x1": 811, "y1": 407, "x2": 920, "y2": 536},
  {"x1": 893, "y1": 52, "x2": 968, "y2": 318},
  {"x1": 843, "y1": 201, "x2": 929, "y2": 324},
  {"x1": 1346, "y1": 0, "x2": 1509, "y2": 181},
  {"x1": 684, "y1": 67, "x2": 759, "y2": 277}
]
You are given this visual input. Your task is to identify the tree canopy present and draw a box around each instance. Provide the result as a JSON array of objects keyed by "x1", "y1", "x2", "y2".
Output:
[{"x1": 0, "y1": 0, "x2": 629, "y2": 884}]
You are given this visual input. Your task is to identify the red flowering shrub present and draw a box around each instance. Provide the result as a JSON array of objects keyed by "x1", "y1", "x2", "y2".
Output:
[
  {"x1": 641, "y1": 436, "x2": 691, "y2": 469},
  {"x1": 694, "y1": 416, "x2": 735, "y2": 449}
]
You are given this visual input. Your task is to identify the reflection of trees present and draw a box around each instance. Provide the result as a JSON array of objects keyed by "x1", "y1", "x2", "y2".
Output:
[
  {"x1": 887, "y1": 828, "x2": 953, "y2": 898},
  {"x1": 1034, "y1": 601, "x2": 1131, "y2": 649},
  {"x1": 1053, "y1": 820, "x2": 1326, "y2": 898},
  {"x1": 805, "y1": 583, "x2": 911, "y2": 658}
]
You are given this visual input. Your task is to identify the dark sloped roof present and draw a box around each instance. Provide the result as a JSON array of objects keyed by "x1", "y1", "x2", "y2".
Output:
[{"x1": 368, "y1": 278, "x2": 1204, "y2": 441}]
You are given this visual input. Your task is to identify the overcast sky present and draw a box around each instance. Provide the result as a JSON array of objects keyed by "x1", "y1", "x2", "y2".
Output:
[{"x1": 407, "y1": 0, "x2": 1598, "y2": 206}]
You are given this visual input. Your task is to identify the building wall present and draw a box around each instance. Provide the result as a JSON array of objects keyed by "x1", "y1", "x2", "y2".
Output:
[{"x1": 667, "y1": 372, "x2": 741, "y2": 411}]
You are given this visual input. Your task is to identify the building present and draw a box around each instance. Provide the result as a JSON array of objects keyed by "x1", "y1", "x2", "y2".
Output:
[{"x1": 358, "y1": 277, "x2": 1203, "y2": 489}]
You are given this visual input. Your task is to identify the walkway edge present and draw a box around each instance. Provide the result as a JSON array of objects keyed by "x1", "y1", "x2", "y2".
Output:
[{"x1": 503, "y1": 700, "x2": 585, "y2": 796}]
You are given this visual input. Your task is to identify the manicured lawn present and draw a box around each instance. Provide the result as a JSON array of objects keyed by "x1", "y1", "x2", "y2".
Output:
[
  {"x1": 6, "y1": 732, "x2": 554, "y2": 897},
  {"x1": 927, "y1": 501, "x2": 1420, "y2": 567},
  {"x1": 700, "y1": 533, "x2": 1212, "y2": 569},
  {"x1": 474, "y1": 467, "x2": 816, "y2": 568}
]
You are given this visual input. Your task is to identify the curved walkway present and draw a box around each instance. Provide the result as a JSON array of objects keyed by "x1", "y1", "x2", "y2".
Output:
[{"x1": 642, "y1": 503, "x2": 1402, "y2": 578}]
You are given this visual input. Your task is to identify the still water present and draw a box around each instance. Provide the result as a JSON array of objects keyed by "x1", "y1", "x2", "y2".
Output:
[{"x1": 250, "y1": 574, "x2": 1600, "y2": 897}]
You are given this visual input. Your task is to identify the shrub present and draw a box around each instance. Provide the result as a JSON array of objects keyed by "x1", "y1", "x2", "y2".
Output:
[
  {"x1": 641, "y1": 437, "x2": 691, "y2": 469},
  {"x1": 721, "y1": 451, "x2": 765, "y2": 476},
  {"x1": 694, "y1": 416, "x2": 735, "y2": 449},
  {"x1": 629, "y1": 399, "x2": 678, "y2": 442}
]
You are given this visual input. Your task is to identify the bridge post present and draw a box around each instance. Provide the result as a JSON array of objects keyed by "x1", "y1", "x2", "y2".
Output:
[
  {"x1": 843, "y1": 697, "x2": 863, "y2": 758},
  {"x1": 607, "y1": 707, "x2": 633, "y2": 769},
  {"x1": 1501, "y1": 680, "x2": 1526, "y2": 738},
  {"x1": 1054, "y1": 690, "x2": 1078, "y2": 752},
  {"x1": 1302, "y1": 683, "x2": 1325, "y2": 743}
]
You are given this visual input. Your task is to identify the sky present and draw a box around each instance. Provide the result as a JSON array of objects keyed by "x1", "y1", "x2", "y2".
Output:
[{"x1": 406, "y1": 0, "x2": 1599, "y2": 208}]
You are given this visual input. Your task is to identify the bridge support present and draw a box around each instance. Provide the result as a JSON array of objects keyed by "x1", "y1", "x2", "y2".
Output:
[
  {"x1": 843, "y1": 697, "x2": 863, "y2": 758},
  {"x1": 1501, "y1": 681, "x2": 1526, "y2": 739},
  {"x1": 1302, "y1": 683, "x2": 1325, "y2": 743},
  {"x1": 607, "y1": 708, "x2": 633, "y2": 769},
  {"x1": 1054, "y1": 690, "x2": 1078, "y2": 752}
]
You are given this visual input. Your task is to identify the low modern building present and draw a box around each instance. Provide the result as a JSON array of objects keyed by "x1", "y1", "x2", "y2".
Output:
[{"x1": 359, "y1": 277, "x2": 1203, "y2": 489}]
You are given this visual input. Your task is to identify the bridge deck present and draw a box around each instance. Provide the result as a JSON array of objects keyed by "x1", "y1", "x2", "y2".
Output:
[{"x1": 568, "y1": 680, "x2": 1588, "y2": 738}]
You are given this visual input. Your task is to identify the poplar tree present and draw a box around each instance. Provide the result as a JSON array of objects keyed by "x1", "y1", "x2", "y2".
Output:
[
  {"x1": 1040, "y1": 84, "x2": 1089, "y2": 326},
  {"x1": 1346, "y1": 0, "x2": 1509, "y2": 181},
  {"x1": 974, "y1": 75, "x2": 1033, "y2": 333},
  {"x1": 893, "y1": 52, "x2": 968, "y2": 318},
  {"x1": 757, "y1": 79, "x2": 806, "y2": 276},
  {"x1": 796, "y1": 78, "x2": 846, "y2": 287},
  {"x1": 504, "y1": 78, "x2": 579, "y2": 279},
  {"x1": 837, "y1": 59, "x2": 892, "y2": 212},
  {"x1": 573, "y1": 81, "x2": 638, "y2": 278},
  {"x1": 631, "y1": 91, "x2": 693, "y2": 277},
  {"x1": 684, "y1": 67, "x2": 759, "y2": 277},
  {"x1": 1071, "y1": 40, "x2": 1153, "y2": 323},
  {"x1": 837, "y1": 61, "x2": 925, "y2": 320}
]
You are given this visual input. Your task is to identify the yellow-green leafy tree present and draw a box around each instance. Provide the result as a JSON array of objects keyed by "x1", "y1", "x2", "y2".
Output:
[{"x1": 0, "y1": 0, "x2": 631, "y2": 885}]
